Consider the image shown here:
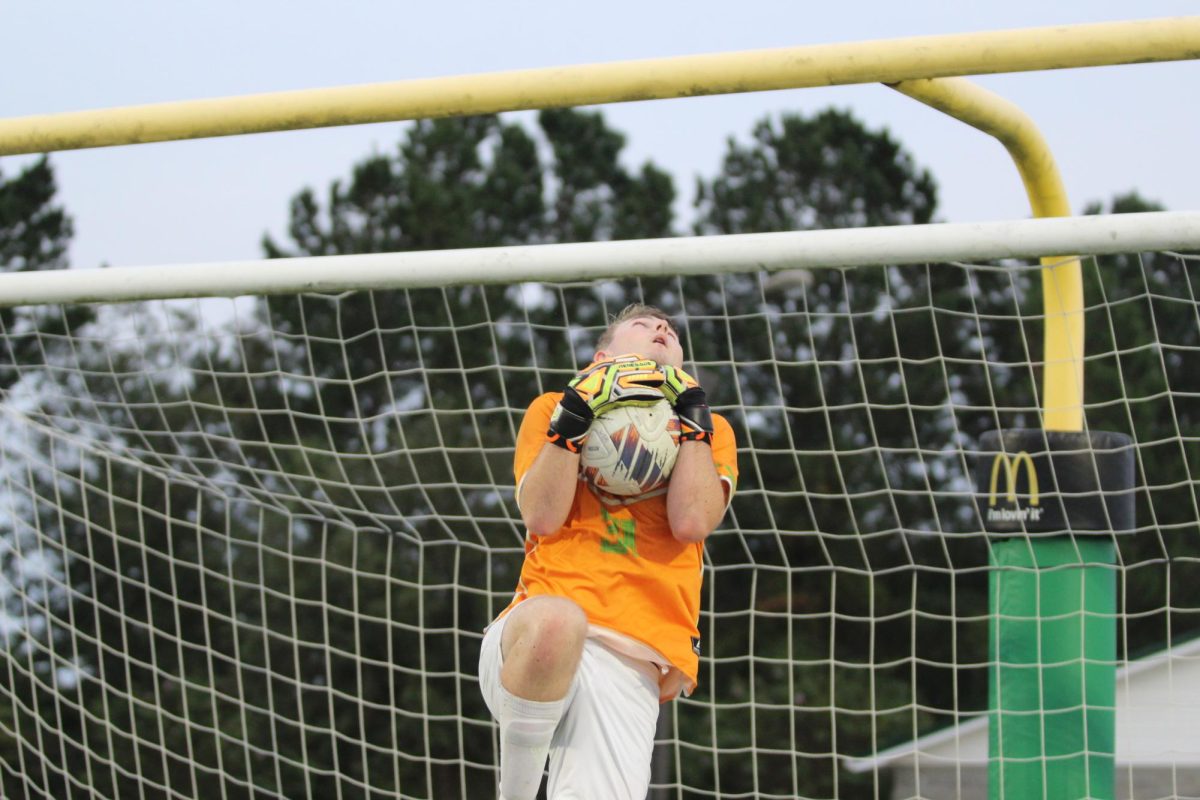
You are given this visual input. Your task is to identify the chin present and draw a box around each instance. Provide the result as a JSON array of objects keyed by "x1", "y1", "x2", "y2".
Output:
[
  {"x1": 646, "y1": 348, "x2": 672, "y2": 365},
  {"x1": 658, "y1": 352, "x2": 685, "y2": 370}
]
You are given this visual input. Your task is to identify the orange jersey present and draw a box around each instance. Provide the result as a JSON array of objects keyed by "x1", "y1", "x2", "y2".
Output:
[{"x1": 502, "y1": 392, "x2": 738, "y2": 695}]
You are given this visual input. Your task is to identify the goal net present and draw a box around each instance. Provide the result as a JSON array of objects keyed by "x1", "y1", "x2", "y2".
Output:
[{"x1": 0, "y1": 215, "x2": 1197, "y2": 799}]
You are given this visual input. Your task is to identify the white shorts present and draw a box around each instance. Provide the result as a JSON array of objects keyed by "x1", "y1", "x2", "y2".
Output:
[{"x1": 478, "y1": 609, "x2": 661, "y2": 799}]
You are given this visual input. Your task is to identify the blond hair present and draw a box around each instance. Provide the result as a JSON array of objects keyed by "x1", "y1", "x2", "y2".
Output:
[{"x1": 595, "y1": 303, "x2": 678, "y2": 350}]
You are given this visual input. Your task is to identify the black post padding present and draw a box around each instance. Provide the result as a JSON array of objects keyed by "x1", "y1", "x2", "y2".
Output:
[{"x1": 975, "y1": 429, "x2": 1135, "y2": 536}]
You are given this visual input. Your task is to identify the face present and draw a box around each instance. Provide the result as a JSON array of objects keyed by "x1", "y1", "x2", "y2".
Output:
[{"x1": 595, "y1": 316, "x2": 684, "y2": 369}]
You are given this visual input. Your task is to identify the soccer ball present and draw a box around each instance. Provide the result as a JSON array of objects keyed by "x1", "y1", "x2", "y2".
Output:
[{"x1": 579, "y1": 400, "x2": 681, "y2": 498}]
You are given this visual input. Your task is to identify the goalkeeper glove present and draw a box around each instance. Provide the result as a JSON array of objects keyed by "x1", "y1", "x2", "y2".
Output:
[
  {"x1": 660, "y1": 365, "x2": 714, "y2": 446},
  {"x1": 546, "y1": 355, "x2": 665, "y2": 452}
]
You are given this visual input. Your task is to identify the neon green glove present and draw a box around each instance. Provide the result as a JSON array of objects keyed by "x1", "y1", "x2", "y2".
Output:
[
  {"x1": 570, "y1": 355, "x2": 665, "y2": 415},
  {"x1": 660, "y1": 365, "x2": 714, "y2": 445},
  {"x1": 546, "y1": 355, "x2": 665, "y2": 452}
]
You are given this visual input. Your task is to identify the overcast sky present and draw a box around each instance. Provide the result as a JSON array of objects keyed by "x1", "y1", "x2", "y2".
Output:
[{"x1": 4, "y1": 1, "x2": 1199, "y2": 270}]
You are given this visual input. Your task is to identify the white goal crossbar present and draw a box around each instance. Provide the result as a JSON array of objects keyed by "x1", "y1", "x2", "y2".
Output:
[{"x1": 2, "y1": 211, "x2": 1198, "y2": 307}]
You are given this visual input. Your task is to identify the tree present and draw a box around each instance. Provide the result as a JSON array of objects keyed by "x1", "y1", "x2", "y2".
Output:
[
  {"x1": 264, "y1": 109, "x2": 674, "y2": 260},
  {"x1": 1081, "y1": 192, "x2": 1200, "y2": 662},
  {"x1": 4, "y1": 110, "x2": 679, "y2": 799},
  {"x1": 0, "y1": 157, "x2": 90, "y2": 390},
  {"x1": 28, "y1": 108, "x2": 1191, "y2": 799},
  {"x1": 251, "y1": 112, "x2": 678, "y2": 795},
  {"x1": 694, "y1": 108, "x2": 937, "y2": 234},
  {"x1": 0, "y1": 157, "x2": 72, "y2": 274},
  {"x1": 690, "y1": 108, "x2": 962, "y2": 797},
  {"x1": 0, "y1": 156, "x2": 104, "y2": 796}
]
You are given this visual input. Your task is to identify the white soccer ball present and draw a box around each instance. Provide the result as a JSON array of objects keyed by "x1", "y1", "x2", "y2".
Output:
[{"x1": 579, "y1": 400, "x2": 681, "y2": 498}]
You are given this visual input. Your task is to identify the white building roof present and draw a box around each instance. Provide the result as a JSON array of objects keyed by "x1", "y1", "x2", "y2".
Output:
[{"x1": 844, "y1": 636, "x2": 1200, "y2": 773}]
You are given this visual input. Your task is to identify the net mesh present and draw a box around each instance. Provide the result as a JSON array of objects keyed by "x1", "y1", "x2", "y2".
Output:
[{"x1": 0, "y1": 250, "x2": 1198, "y2": 798}]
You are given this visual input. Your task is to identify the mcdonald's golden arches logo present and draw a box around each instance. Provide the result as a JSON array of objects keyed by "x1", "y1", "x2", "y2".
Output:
[{"x1": 986, "y1": 451, "x2": 1043, "y2": 523}]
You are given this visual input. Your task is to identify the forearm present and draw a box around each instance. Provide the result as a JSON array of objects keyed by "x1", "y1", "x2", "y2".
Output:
[
  {"x1": 519, "y1": 443, "x2": 580, "y2": 536},
  {"x1": 666, "y1": 442, "x2": 726, "y2": 543}
]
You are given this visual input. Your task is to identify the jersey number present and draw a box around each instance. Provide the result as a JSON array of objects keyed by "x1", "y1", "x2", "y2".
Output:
[{"x1": 599, "y1": 507, "x2": 637, "y2": 556}]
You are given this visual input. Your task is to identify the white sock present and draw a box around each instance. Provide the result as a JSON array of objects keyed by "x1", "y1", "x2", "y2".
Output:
[{"x1": 497, "y1": 687, "x2": 565, "y2": 800}]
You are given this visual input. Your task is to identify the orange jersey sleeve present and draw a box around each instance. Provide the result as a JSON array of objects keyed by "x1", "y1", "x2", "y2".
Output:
[{"x1": 513, "y1": 392, "x2": 562, "y2": 508}]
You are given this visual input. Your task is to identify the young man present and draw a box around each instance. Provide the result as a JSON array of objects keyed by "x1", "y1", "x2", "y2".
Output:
[{"x1": 478, "y1": 304, "x2": 738, "y2": 799}]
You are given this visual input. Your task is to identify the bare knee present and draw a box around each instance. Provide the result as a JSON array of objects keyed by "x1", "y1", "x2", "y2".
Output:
[
  {"x1": 503, "y1": 596, "x2": 588, "y2": 657},
  {"x1": 500, "y1": 597, "x2": 588, "y2": 700}
]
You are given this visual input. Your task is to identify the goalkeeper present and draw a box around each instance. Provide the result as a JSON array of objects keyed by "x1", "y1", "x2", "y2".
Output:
[{"x1": 478, "y1": 304, "x2": 738, "y2": 799}]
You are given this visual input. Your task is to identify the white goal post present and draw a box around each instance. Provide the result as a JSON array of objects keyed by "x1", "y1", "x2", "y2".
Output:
[
  {"x1": 0, "y1": 211, "x2": 1197, "y2": 305},
  {"x1": 1, "y1": 213, "x2": 1199, "y2": 799}
]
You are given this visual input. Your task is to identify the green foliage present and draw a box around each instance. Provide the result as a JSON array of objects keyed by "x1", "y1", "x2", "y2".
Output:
[
  {"x1": 1081, "y1": 192, "x2": 1200, "y2": 659},
  {"x1": 0, "y1": 157, "x2": 96, "y2": 797},
  {"x1": 247, "y1": 110, "x2": 679, "y2": 796},
  {"x1": 694, "y1": 108, "x2": 937, "y2": 234},
  {"x1": 0, "y1": 111, "x2": 678, "y2": 799},
  {"x1": 3, "y1": 107, "x2": 957, "y2": 799},
  {"x1": 0, "y1": 157, "x2": 72, "y2": 271},
  {"x1": 6, "y1": 107, "x2": 1196, "y2": 800},
  {"x1": 0, "y1": 157, "x2": 91, "y2": 391},
  {"x1": 685, "y1": 109, "x2": 1089, "y2": 797},
  {"x1": 263, "y1": 109, "x2": 674, "y2": 259}
]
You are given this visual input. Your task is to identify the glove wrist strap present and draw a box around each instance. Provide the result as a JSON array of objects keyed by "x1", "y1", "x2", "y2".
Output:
[
  {"x1": 673, "y1": 387, "x2": 714, "y2": 446},
  {"x1": 677, "y1": 407, "x2": 714, "y2": 446},
  {"x1": 547, "y1": 389, "x2": 593, "y2": 452},
  {"x1": 546, "y1": 430, "x2": 586, "y2": 453}
]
